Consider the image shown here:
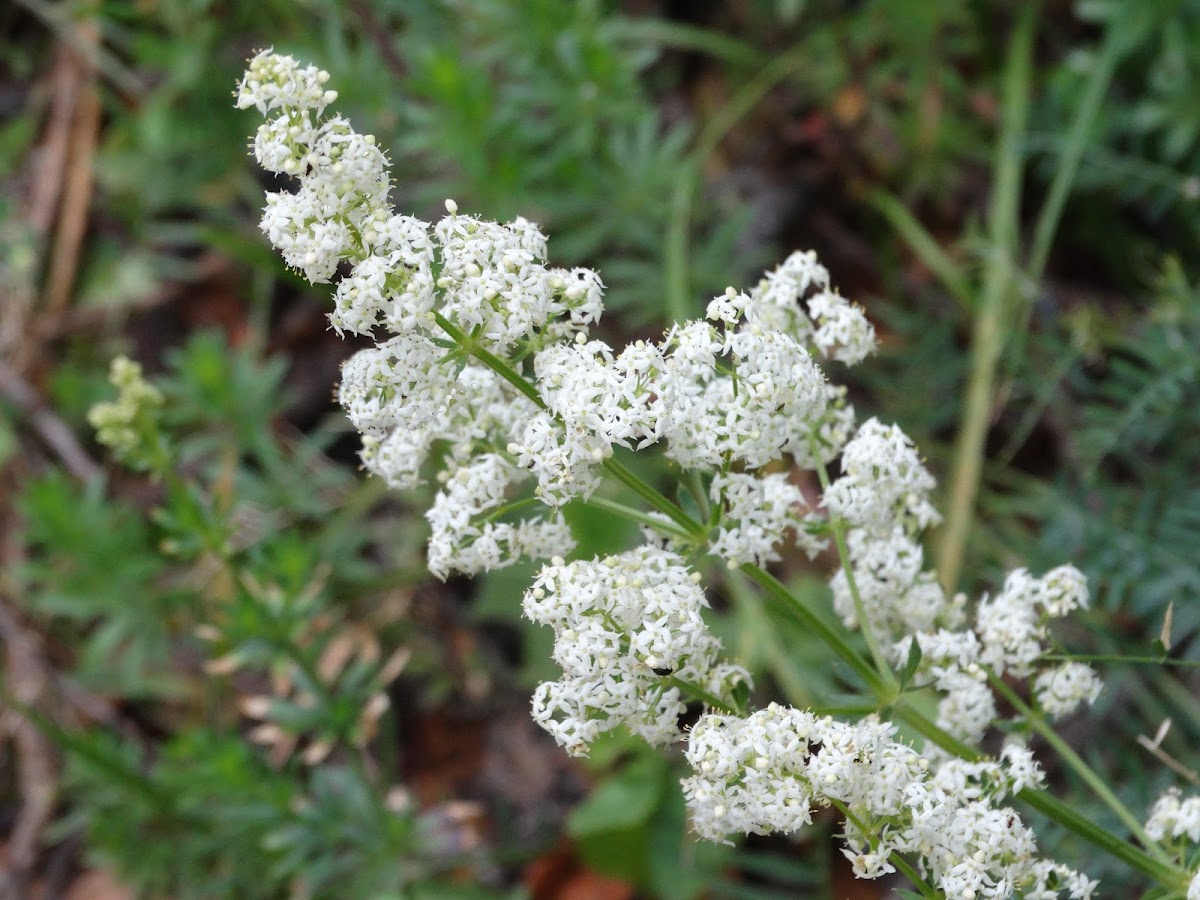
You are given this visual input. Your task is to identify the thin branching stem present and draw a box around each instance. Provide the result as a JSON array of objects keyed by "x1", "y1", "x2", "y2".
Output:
[
  {"x1": 583, "y1": 495, "x2": 696, "y2": 544},
  {"x1": 987, "y1": 673, "x2": 1176, "y2": 867},
  {"x1": 742, "y1": 563, "x2": 885, "y2": 697},
  {"x1": 894, "y1": 698, "x2": 1188, "y2": 889},
  {"x1": 664, "y1": 675, "x2": 738, "y2": 715},
  {"x1": 830, "y1": 798, "x2": 939, "y2": 899},
  {"x1": 602, "y1": 456, "x2": 704, "y2": 538},
  {"x1": 1021, "y1": 789, "x2": 1188, "y2": 890},
  {"x1": 433, "y1": 311, "x2": 704, "y2": 539},
  {"x1": 473, "y1": 495, "x2": 543, "y2": 526},
  {"x1": 811, "y1": 445, "x2": 898, "y2": 693},
  {"x1": 429, "y1": 279, "x2": 1190, "y2": 892}
]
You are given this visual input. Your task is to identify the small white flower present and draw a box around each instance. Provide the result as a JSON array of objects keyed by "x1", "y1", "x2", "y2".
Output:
[
  {"x1": 1145, "y1": 788, "x2": 1200, "y2": 843},
  {"x1": 824, "y1": 418, "x2": 940, "y2": 535},
  {"x1": 524, "y1": 548, "x2": 740, "y2": 755},
  {"x1": 999, "y1": 740, "x2": 1046, "y2": 795},
  {"x1": 807, "y1": 290, "x2": 877, "y2": 365},
  {"x1": 832, "y1": 524, "x2": 954, "y2": 640},
  {"x1": 1033, "y1": 662, "x2": 1103, "y2": 720},
  {"x1": 236, "y1": 50, "x2": 337, "y2": 115},
  {"x1": 709, "y1": 472, "x2": 823, "y2": 567}
]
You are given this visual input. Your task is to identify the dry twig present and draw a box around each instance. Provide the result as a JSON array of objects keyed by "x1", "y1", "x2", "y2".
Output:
[
  {"x1": 0, "y1": 600, "x2": 58, "y2": 896},
  {"x1": 0, "y1": 362, "x2": 101, "y2": 483},
  {"x1": 40, "y1": 19, "x2": 101, "y2": 327}
]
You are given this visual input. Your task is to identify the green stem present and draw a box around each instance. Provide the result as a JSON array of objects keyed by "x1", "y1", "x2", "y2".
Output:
[
  {"x1": 937, "y1": 4, "x2": 1127, "y2": 595},
  {"x1": 830, "y1": 513, "x2": 898, "y2": 689},
  {"x1": 994, "y1": 348, "x2": 1080, "y2": 466},
  {"x1": 727, "y1": 569, "x2": 816, "y2": 708},
  {"x1": 887, "y1": 855, "x2": 939, "y2": 900},
  {"x1": 664, "y1": 675, "x2": 737, "y2": 715},
  {"x1": 1025, "y1": 10, "x2": 1128, "y2": 285},
  {"x1": 895, "y1": 699, "x2": 1187, "y2": 889},
  {"x1": 810, "y1": 700, "x2": 884, "y2": 717},
  {"x1": 665, "y1": 40, "x2": 812, "y2": 321},
  {"x1": 473, "y1": 495, "x2": 543, "y2": 526},
  {"x1": 867, "y1": 188, "x2": 975, "y2": 314},
  {"x1": 426, "y1": 254, "x2": 1188, "y2": 889},
  {"x1": 1021, "y1": 790, "x2": 1187, "y2": 890},
  {"x1": 582, "y1": 495, "x2": 696, "y2": 543},
  {"x1": 813, "y1": 448, "x2": 898, "y2": 692},
  {"x1": 935, "y1": 1, "x2": 1039, "y2": 596},
  {"x1": 988, "y1": 673, "x2": 1173, "y2": 864},
  {"x1": 433, "y1": 311, "x2": 703, "y2": 540},
  {"x1": 892, "y1": 700, "x2": 983, "y2": 761},
  {"x1": 432, "y1": 311, "x2": 545, "y2": 409},
  {"x1": 830, "y1": 798, "x2": 938, "y2": 898},
  {"x1": 998, "y1": 8, "x2": 1130, "y2": 424},
  {"x1": 686, "y1": 469, "x2": 712, "y2": 523},
  {"x1": 601, "y1": 457, "x2": 704, "y2": 538},
  {"x1": 742, "y1": 563, "x2": 884, "y2": 696}
]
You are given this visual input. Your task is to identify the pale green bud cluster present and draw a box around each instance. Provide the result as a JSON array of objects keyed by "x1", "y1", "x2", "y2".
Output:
[{"x1": 87, "y1": 356, "x2": 163, "y2": 463}]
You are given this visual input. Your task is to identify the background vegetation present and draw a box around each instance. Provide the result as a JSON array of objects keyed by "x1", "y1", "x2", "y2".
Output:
[{"x1": 1, "y1": 0, "x2": 1198, "y2": 897}]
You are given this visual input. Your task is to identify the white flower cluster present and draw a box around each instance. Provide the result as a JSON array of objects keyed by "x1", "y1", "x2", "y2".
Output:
[
  {"x1": 241, "y1": 54, "x2": 1109, "y2": 899},
  {"x1": 707, "y1": 249, "x2": 876, "y2": 367},
  {"x1": 709, "y1": 472, "x2": 824, "y2": 568},
  {"x1": 1146, "y1": 788, "x2": 1200, "y2": 844},
  {"x1": 823, "y1": 417, "x2": 964, "y2": 653},
  {"x1": 239, "y1": 50, "x2": 864, "y2": 576},
  {"x1": 511, "y1": 338, "x2": 661, "y2": 506},
  {"x1": 831, "y1": 524, "x2": 956, "y2": 638},
  {"x1": 977, "y1": 567, "x2": 1090, "y2": 678},
  {"x1": 888, "y1": 565, "x2": 1100, "y2": 746},
  {"x1": 87, "y1": 356, "x2": 163, "y2": 462},
  {"x1": 239, "y1": 56, "x2": 370, "y2": 278},
  {"x1": 238, "y1": 50, "x2": 613, "y2": 577},
  {"x1": 1145, "y1": 790, "x2": 1200, "y2": 899},
  {"x1": 820, "y1": 410, "x2": 1101, "y2": 745},
  {"x1": 825, "y1": 417, "x2": 941, "y2": 536},
  {"x1": 655, "y1": 294, "x2": 858, "y2": 473},
  {"x1": 235, "y1": 51, "x2": 338, "y2": 117},
  {"x1": 240, "y1": 52, "x2": 879, "y2": 578},
  {"x1": 683, "y1": 704, "x2": 1095, "y2": 898},
  {"x1": 425, "y1": 454, "x2": 574, "y2": 580},
  {"x1": 523, "y1": 548, "x2": 749, "y2": 755},
  {"x1": 1032, "y1": 661, "x2": 1103, "y2": 720},
  {"x1": 807, "y1": 289, "x2": 877, "y2": 365}
]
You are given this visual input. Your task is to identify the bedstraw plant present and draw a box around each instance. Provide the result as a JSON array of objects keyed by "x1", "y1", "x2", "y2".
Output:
[{"x1": 162, "y1": 49, "x2": 1199, "y2": 898}]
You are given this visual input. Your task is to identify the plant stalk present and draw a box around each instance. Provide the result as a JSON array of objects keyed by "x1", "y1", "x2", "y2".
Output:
[
  {"x1": 988, "y1": 673, "x2": 1174, "y2": 865},
  {"x1": 742, "y1": 563, "x2": 885, "y2": 696},
  {"x1": 812, "y1": 449, "x2": 899, "y2": 692},
  {"x1": 665, "y1": 40, "x2": 812, "y2": 321},
  {"x1": 935, "y1": 2, "x2": 1039, "y2": 595}
]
